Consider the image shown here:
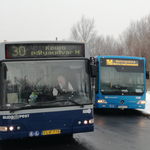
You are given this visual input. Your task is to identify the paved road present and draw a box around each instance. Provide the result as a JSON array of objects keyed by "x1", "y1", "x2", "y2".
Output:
[
  {"x1": 75, "y1": 109, "x2": 150, "y2": 150},
  {"x1": 1, "y1": 109, "x2": 150, "y2": 150}
]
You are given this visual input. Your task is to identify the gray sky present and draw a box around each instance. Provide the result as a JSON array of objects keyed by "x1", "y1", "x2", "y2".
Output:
[{"x1": 0, "y1": 0, "x2": 150, "y2": 42}]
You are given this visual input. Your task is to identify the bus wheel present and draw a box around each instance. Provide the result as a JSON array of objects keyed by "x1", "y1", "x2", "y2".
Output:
[{"x1": 65, "y1": 134, "x2": 73, "y2": 139}]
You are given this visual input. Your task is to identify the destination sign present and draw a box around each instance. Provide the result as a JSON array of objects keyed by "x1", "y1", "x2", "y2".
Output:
[
  {"x1": 106, "y1": 59, "x2": 139, "y2": 66},
  {"x1": 5, "y1": 43, "x2": 84, "y2": 59}
]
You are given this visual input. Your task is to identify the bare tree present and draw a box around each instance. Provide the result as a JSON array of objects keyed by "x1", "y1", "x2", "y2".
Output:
[
  {"x1": 69, "y1": 16, "x2": 97, "y2": 56},
  {"x1": 118, "y1": 14, "x2": 150, "y2": 89},
  {"x1": 70, "y1": 16, "x2": 96, "y2": 42},
  {"x1": 119, "y1": 15, "x2": 150, "y2": 63},
  {"x1": 92, "y1": 35, "x2": 121, "y2": 56}
]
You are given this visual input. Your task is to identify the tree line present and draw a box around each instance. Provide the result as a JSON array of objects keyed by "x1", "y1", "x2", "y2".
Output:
[{"x1": 69, "y1": 15, "x2": 150, "y2": 89}]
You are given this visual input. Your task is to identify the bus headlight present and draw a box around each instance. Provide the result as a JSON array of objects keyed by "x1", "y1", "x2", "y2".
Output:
[
  {"x1": 97, "y1": 99, "x2": 107, "y2": 103},
  {"x1": 84, "y1": 120, "x2": 88, "y2": 124},
  {"x1": 78, "y1": 121, "x2": 82, "y2": 125},
  {"x1": 0, "y1": 126, "x2": 8, "y2": 131},
  {"x1": 137, "y1": 100, "x2": 146, "y2": 104},
  {"x1": 89, "y1": 119, "x2": 94, "y2": 124},
  {"x1": 9, "y1": 126, "x2": 14, "y2": 131}
]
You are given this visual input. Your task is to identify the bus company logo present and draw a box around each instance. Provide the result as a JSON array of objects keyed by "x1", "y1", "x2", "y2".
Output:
[
  {"x1": 2, "y1": 114, "x2": 30, "y2": 120},
  {"x1": 106, "y1": 59, "x2": 113, "y2": 65},
  {"x1": 83, "y1": 109, "x2": 91, "y2": 114},
  {"x1": 105, "y1": 96, "x2": 108, "y2": 99},
  {"x1": 136, "y1": 97, "x2": 141, "y2": 99}
]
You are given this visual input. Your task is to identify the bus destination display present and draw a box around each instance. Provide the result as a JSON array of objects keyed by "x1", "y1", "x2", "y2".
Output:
[
  {"x1": 106, "y1": 59, "x2": 139, "y2": 66},
  {"x1": 5, "y1": 44, "x2": 84, "y2": 59}
]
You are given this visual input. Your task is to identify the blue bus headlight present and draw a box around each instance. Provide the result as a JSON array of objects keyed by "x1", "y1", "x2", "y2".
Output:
[
  {"x1": 97, "y1": 99, "x2": 107, "y2": 103},
  {"x1": 137, "y1": 100, "x2": 146, "y2": 104},
  {"x1": 0, "y1": 126, "x2": 8, "y2": 131}
]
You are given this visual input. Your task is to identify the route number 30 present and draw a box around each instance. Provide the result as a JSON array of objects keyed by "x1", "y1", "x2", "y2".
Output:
[{"x1": 12, "y1": 46, "x2": 26, "y2": 56}]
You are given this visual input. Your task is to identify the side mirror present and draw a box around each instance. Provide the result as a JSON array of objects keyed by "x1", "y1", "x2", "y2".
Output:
[
  {"x1": 146, "y1": 71, "x2": 149, "y2": 79},
  {"x1": 4, "y1": 65, "x2": 7, "y2": 80},
  {"x1": 90, "y1": 57, "x2": 98, "y2": 77},
  {"x1": 91, "y1": 65, "x2": 97, "y2": 77},
  {"x1": 90, "y1": 57, "x2": 95, "y2": 65}
]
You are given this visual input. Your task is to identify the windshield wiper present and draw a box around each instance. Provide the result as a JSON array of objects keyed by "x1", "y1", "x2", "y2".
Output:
[
  {"x1": 129, "y1": 91, "x2": 143, "y2": 95},
  {"x1": 9, "y1": 104, "x2": 41, "y2": 113},
  {"x1": 9, "y1": 99, "x2": 84, "y2": 113},
  {"x1": 110, "y1": 85, "x2": 127, "y2": 89},
  {"x1": 67, "y1": 99, "x2": 84, "y2": 108},
  {"x1": 50, "y1": 99, "x2": 84, "y2": 108}
]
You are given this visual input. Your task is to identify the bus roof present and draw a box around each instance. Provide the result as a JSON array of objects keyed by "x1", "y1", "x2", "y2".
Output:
[
  {"x1": 96, "y1": 55, "x2": 146, "y2": 60},
  {"x1": 0, "y1": 40, "x2": 85, "y2": 44}
]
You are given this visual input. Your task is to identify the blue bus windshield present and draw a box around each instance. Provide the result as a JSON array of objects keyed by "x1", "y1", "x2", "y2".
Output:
[{"x1": 100, "y1": 66, "x2": 144, "y2": 95}]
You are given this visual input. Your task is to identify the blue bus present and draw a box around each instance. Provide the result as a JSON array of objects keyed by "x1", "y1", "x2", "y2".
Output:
[
  {"x1": 0, "y1": 41, "x2": 95, "y2": 140},
  {"x1": 95, "y1": 56, "x2": 149, "y2": 109}
]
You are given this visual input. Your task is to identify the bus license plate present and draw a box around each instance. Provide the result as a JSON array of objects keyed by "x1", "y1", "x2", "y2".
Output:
[
  {"x1": 118, "y1": 106, "x2": 128, "y2": 109},
  {"x1": 42, "y1": 129, "x2": 61, "y2": 135}
]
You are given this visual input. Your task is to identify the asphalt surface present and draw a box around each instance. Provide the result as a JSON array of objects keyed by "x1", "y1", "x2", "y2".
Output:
[
  {"x1": 75, "y1": 109, "x2": 150, "y2": 150},
  {"x1": 1, "y1": 109, "x2": 150, "y2": 150}
]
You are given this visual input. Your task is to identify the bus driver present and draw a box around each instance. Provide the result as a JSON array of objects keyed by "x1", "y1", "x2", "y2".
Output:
[{"x1": 53, "y1": 75, "x2": 73, "y2": 96}]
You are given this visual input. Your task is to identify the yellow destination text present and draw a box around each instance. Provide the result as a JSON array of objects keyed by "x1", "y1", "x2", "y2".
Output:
[
  {"x1": 45, "y1": 46, "x2": 66, "y2": 51},
  {"x1": 106, "y1": 59, "x2": 138, "y2": 66},
  {"x1": 31, "y1": 50, "x2": 80, "y2": 56}
]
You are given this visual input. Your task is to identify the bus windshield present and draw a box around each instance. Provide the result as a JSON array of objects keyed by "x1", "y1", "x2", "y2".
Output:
[
  {"x1": 100, "y1": 66, "x2": 144, "y2": 95},
  {"x1": 3, "y1": 60, "x2": 91, "y2": 109}
]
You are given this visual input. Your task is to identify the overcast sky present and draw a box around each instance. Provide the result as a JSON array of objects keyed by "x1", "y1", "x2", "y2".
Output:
[{"x1": 0, "y1": 0, "x2": 150, "y2": 42}]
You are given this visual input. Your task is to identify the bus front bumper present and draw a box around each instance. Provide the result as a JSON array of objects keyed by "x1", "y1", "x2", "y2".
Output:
[
  {"x1": 0, "y1": 125, "x2": 94, "y2": 140},
  {"x1": 95, "y1": 103, "x2": 145, "y2": 109}
]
